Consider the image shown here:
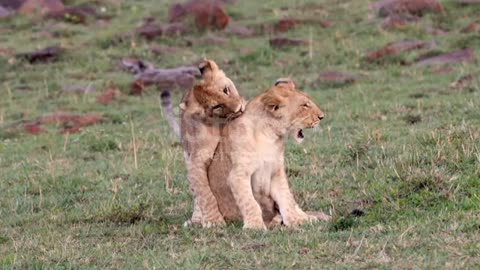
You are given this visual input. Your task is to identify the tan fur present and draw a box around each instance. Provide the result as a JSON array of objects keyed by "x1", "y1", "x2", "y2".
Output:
[
  {"x1": 208, "y1": 79, "x2": 329, "y2": 230},
  {"x1": 180, "y1": 59, "x2": 245, "y2": 227}
]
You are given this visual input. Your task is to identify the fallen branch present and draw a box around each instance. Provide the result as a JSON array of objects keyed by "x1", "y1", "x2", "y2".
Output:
[{"x1": 135, "y1": 66, "x2": 200, "y2": 90}]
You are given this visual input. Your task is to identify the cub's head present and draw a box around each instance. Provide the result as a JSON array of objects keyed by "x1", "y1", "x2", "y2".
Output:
[
  {"x1": 260, "y1": 78, "x2": 324, "y2": 143},
  {"x1": 192, "y1": 60, "x2": 245, "y2": 119}
]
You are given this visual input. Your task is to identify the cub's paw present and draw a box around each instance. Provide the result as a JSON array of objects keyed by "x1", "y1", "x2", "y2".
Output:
[
  {"x1": 284, "y1": 212, "x2": 313, "y2": 227},
  {"x1": 306, "y1": 211, "x2": 331, "y2": 221},
  {"x1": 201, "y1": 213, "x2": 226, "y2": 228},
  {"x1": 243, "y1": 219, "x2": 267, "y2": 230},
  {"x1": 183, "y1": 218, "x2": 202, "y2": 227},
  {"x1": 267, "y1": 214, "x2": 283, "y2": 229},
  {"x1": 183, "y1": 210, "x2": 203, "y2": 227}
]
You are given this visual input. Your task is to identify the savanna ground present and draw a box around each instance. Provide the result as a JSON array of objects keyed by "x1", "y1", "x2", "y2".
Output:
[{"x1": 1, "y1": 0, "x2": 480, "y2": 268}]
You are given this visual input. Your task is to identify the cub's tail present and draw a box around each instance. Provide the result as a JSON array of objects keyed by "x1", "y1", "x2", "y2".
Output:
[{"x1": 160, "y1": 90, "x2": 181, "y2": 140}]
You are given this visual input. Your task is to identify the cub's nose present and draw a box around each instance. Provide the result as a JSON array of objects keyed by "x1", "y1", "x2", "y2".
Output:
[{"x1": 318, "y1": 113, "x2": 324, "y2": 120}]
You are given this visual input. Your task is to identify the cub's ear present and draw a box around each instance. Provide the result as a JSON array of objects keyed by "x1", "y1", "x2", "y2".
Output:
[
  {"x1": 261, "y1": 93, "x2": 287, "y2": 115},
  {"x1": 198, "y1": 60, "x2": 219, "y2": 82},
  {"x1": 274, "y1": 77, "x2": 295, "y2": 89}
]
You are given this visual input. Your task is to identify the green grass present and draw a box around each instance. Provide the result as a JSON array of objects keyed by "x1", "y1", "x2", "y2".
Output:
[{"x1": 1, "y1": 0, "x2": 479, "y2": 268}]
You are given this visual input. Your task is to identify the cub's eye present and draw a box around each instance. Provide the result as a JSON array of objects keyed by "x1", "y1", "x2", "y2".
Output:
[
  {"x1": 302, "y1": 103, "x2": 310, "y2": 108},
  {"x1": 223, "y1": 87, "x2": 230, "y2": 95}
]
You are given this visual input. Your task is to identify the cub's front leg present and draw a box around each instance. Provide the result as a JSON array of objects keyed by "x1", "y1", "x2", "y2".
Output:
[
  {"x1": 228, "y1": 166, "x2": 266, "y2": 230},
  {"x1": 186, "y1": 151, "x2": 225, "y2": 228},
  {"x1": 270, "y1": 169, "x2": 318, "y2": 227}
]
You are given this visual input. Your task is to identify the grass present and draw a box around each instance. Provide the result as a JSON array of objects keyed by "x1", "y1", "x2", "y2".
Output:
[{"x1": 1, "y1": 0, "x2": 479, "y2": 268}]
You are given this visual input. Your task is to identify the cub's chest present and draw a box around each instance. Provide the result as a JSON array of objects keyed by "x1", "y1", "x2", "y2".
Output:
[{"x1": 251, "y1": 161, "x2": 276, "y2": 196}]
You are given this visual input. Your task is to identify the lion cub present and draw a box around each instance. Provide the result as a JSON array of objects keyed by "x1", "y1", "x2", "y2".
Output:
[
  {"x1": 180, "y1": 60, "x2": 245, "y2": 227},
  {"x1": 208, "y1": 79, "x2": 329, "y2": 230}
]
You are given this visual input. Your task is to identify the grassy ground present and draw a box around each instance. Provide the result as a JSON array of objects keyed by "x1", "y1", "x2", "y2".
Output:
[{"x1": 1, "y1": 0, "x2": 479, "y2": 268}]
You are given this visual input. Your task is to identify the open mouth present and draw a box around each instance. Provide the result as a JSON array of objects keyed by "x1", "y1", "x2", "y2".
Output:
[
  {"x1": 297, "y1": 129, "x2": 304, "y2": 139},
  {"x1": 293, "y1": 129, "x2": 305, "y2": 143},
  {"x1": 227, "y1": 102, "x2": 245, "y2": 120}
]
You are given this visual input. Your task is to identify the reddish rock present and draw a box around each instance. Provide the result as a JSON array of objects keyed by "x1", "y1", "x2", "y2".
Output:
[
  {"x1": 18, "y1": 0, "x2": 64, "y2": 14},
  {"x1": 365, "y1": 40, "x2": 436, "y2": 62},
  {"x1": 461, "y1": 20, "x2": 480, "y2": 33},
  {"x1": 24, "y1": 123, "x2": 44, "y2": 135},
  {"x1": 373, "y1": 0, "x2": 444, "y2": 17},
  {"x1": 274, "y1": 18, "x2": 300, "y2": 33},
  {"x1": 318, "y1": 71, "x2": 357, "y2": 85},
  {"x1": 97, "y1": 88, "x2": 118, "y2": 105},
  {"x1": 36, "y1": 112, "x2": 104, "y2": 127},
  {"x1": 135, "y1": 19, "x2": 186, "y2": 40},
  {"x1": 130, "y1": 80, "x2": 145, "y2": 95},
  {"x1": 169, "y1": 0, "x2": 229, "y2": 30},
  {"x1": 260, "y1": 18, "x2": 334, "y2": 35},
  {"x1": 21, "y1": 112, "x2": 105, "y2": 135}
]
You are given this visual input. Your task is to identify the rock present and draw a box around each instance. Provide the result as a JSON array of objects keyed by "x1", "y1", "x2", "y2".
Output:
[
  {"x1": 18, "y1": 0, "x2": 64, "y2": 14},
  {"x1": 269, "y1": 37, "x2": 309, "y2": 49},
  {"x1": 0, "y1": 0, "x2": 25, "y2": 9},
  {"x1": 0, "y1": 5, "x2": 14, "y2": 18},
  {"x1": 97, "y1": 88, "x2": 119, "y2": 105},
  {"x1": 225, "y1": 24, "x2": 255, "y2": 37},
  {"x1": 365, "y1": 40, "x2": 436, "y2": 62},
  {"x1": 381, "y1": 14, "x2": 418, "y2": 29},
  {"x1": 169, "y1": 0, "x2": 229, "y2": 30},
  {"x1": 318, "y1": 71, "x2": 357, "y2": 85},
  {"x1": 47, "y1": 4, "x2": 98, "y2": 24},
  {"x1": 372, "y1": 0, "x2": 444, "y2": 17},
  {"x1": 415, "y1": 48, "x2": 475, "y2": 66},
  {"x1": 461, "y1": 20, "x2": 480, "y2": 33},
  {"x1": 119, "y1": 58, "x2": 155, "y2": 74},
  {"x1": 135, "y1": 19, "x2": 186, "y2": 40},
  {"x1": 16, "y1": 45, "x2": 63, "y2": 63}
]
